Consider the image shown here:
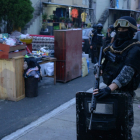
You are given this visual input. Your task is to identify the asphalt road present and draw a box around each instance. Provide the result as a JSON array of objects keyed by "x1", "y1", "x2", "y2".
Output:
[{"x1": 0, "y1": 64, "x2": 95, "y2": 139}]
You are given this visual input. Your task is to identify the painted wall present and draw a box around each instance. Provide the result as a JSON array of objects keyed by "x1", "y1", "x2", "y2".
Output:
[
  {"x1": 96, "y1": 0, "x2": 110, "y2": 22},
  {"x1": 115, "y1": 0, "x2": 138, "y2": 10},
  {"x1": 27, "y1": 14, "x2": 42, "y2": 35},
  {"x1": 117, "y1": 0, "x2": 123, "y2": 9},
  {"x1": 130, "y1": 0, "x2": 139, "y2": 10},
  {"x1": 122, "y1": 0, "x2": 128, "y2": 9},
  {"x1": 30, "y1": 0, "x2": 39, "y2": 6},
  {"x1": 52, "y1": 0, "x2": 89, "y2": 8},
  {"x1": 103, "y1": 18, "x2": 109, "y2": 33}
]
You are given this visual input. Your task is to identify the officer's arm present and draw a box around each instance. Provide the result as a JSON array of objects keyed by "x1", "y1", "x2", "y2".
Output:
[
  {"x1": 112, "y1": 65, "x2": 135, "y2": 89},
  {"x1": 110, "y1": 32, "x2": 116, "y2": 44},
  {"x1": 110, "y1": 37, "x2": 115, "y2": 44},
  {"x1": 108, "y1": 83, "x2": 118, "y2": 92}
]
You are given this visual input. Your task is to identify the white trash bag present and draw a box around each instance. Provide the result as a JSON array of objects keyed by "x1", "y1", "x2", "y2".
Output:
[
  {"x1": 40, "y1": 64, "x2": 46, "y2": 76},
  {"x1": 44, "y1": 62, "x2": 54, "y2": 76}
]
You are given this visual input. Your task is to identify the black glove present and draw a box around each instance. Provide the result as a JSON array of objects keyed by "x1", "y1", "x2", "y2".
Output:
[{"x1": 94, "y1": 87, "x2": 111, "y2": 99}]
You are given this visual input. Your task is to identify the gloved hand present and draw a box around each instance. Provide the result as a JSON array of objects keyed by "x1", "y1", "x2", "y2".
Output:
[{"x1": 94, "y1": 86, "x2": 111, "y2": 99}]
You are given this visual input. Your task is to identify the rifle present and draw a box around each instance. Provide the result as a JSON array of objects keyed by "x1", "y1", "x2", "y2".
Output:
[{"x1": 88, "y1": 46, "x2": 103, "y2": 130}]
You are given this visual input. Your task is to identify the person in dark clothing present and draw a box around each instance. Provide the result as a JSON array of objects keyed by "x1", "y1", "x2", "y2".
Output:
[
  {"x1": 93, "y1": 16, "x2": 140, "y2": 140},
  {"x1": 90, "y1": 23, "x2": 103, "y2": 64},
  {"x1": 103, "y1": 25, "x2": 116, "y2": 47},
  {"x1": 89, "y1": 25, "x2": 97, "y2": 43},
  {"x1": 89, "y1": 25, "x2": 97, "y2": 63}
]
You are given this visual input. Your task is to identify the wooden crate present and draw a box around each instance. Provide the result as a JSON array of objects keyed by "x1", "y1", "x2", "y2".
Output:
[
  {"x1": 0, "y1": 56, "x2": 25, "y2": 101},
  {"x1": 0, "y1": 44, "x2": 26, "y2": 59}
]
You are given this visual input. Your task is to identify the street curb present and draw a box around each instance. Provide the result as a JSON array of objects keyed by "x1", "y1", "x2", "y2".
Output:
[
  {"x1": 3, "y1": 83, "x2": 138, "y2": 140},
  {"x1": 2, "y1": 98, "x2": 76, "y2": 140},
  {"x1": 1, "y1": 84, "x2": 103, "y2": 140}
]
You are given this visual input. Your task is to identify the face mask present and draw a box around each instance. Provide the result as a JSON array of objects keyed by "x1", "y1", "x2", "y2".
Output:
[
  {"x1": 117, "y1": 30, "x2": 133, "y2": 41},
  {"x1": 97, "y1": 29, "x2": 102, "y2": 33}
]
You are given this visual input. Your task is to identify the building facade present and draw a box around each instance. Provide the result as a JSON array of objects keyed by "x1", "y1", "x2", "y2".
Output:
[
  {"x1": 25, "y1": 0, "x2": 92, "y2": 34},
  {"x1": 93, "y1": 0, "x2": 140, "y2": 32},
  {"x1": 24, "y1": 0, "x2": 140, "y2": 34}
]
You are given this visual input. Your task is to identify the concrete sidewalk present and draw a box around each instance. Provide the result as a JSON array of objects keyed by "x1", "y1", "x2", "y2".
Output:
[{"x1": 2, "y1": 87, "x2": 140, "y2": 140}]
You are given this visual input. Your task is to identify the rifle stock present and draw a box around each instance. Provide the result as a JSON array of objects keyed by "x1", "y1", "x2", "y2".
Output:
[{"x1": 88, "y1": 46, "x2": 103, "y2": 130}]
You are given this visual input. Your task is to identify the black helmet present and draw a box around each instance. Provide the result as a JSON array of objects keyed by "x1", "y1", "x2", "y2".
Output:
[
  {"x1": 108, "y1": 25, "x2": 114, "y2": 31},
  {"x1": 114, "y1": 16, "x2": 137, "y2": 32},
  {"x1": 97, "y1": 23, "x2": 103, "y2": 28},
  {"x1": 92, "y1": 24, "x2": 97, "y2": 29}
]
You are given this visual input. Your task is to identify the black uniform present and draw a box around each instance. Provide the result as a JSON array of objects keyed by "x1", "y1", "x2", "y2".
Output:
[
  {"x1": 104, "y1": 32, "x2": 111, "y2": 46},
  {"x1": 90, "y1": 23, "x2": 103, "y2": 64},
  {"x1": 90, "y1": 30, "x2": 98, "y2": 63},
  {"x1": 94, "y1": 16, "x2": 140, "y2": 140},
  {"x1": 102, "y1": 39, "x2": 140, "y2": 139}
]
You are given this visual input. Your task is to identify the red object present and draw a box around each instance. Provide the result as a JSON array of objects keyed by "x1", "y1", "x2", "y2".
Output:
[
  {"x1": 26, "y1": 46, "x2": 31, "y2": 53},
  {"x1": 54, "y1": 30, "x2": 82, "y2": 82},
  {"x1": 0, "y1": 44, "x2": 26, "y2": 59},
  {"x1": 26, "y1": 44, "x2": 32, "y2": 52},
  {"x1": 71, "y1": 9, "x2": 79, "y2": 18}
]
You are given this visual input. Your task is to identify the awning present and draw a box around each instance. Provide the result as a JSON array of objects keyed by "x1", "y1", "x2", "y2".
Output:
[
  {"x1": 109, "y1": 8, "x2": 140, "y2": 13},
  {"x1": 42, "y1": 2, "x2": 94, "y2": 10}
]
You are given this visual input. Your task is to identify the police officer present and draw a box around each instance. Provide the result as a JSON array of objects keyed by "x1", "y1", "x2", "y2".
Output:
[
  {"x1": 89, "y1": 25, "x2": 97, "y2": 63},
  {"x1": 90, "y1": 23, "x2": 103, "y2": 64},
  {"x1": 89, "y1": 24, "x2": 97, "y2": 44},
  {"x1": 93, "y1": 16, "x2": 140, "y2": 140},
  {"x1": 104, "y1": 25, "x2": 116, "y2": 47}
]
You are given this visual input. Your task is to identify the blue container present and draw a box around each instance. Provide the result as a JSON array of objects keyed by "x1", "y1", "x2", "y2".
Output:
[{"x1": 86, "y1": 59, "x2": 90, "y2": 73}]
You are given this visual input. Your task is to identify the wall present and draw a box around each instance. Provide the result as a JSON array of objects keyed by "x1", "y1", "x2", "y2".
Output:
[
  {"x1": 96, "y1": 0, "x2": 110, "y2": 22},
  {"x1": 122, "y1": 0, "x2": 128, "y2": 9},
  {"x1": 92, "y1": 1, "x2": 96, "y2": 23},
  {"x1": 52, "y1": 0, "x2": 88, "y2": 8},
  {"x1": 118, "y1": 0, "x2": 124, "y2": 9},
  {"x1": 103, "y1": 18, "x2": 109, "y2": 33},
  {"x1": 27, "y1": 14, "x2": 42, "y2": 34},
  {"x1": 130, "y1": 0, "x2": 139, "y2": 10},
  {"x1": 30, "y1": 0, "x2": 39, "y2": 6}
]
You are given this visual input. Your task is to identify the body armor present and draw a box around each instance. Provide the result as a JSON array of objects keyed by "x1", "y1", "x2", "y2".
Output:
[{"x1": 102, "y1": 39, "x2": 140, "y2": 91}]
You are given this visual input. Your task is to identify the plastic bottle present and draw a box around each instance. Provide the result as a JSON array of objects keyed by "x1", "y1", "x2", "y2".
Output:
[{"x1": 86, "y1": 59, "x2": 90, "y2": 73}]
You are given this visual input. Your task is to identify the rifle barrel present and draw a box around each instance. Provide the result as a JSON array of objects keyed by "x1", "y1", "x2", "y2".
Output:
[
  {"x1": 88, "y1": 113, "x2": 93, "y2": 130},
  {"x1": 88, "y1": 46, "x2": 103, "y2": 130}
]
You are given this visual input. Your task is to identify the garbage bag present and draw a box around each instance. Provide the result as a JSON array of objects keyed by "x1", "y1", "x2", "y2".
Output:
[
  {"x1": 44, "y1": 62, "x2": 54, "y2": 76},
  {"x1": 82, "y1": 57, "x2": 88, "y2": 77}
]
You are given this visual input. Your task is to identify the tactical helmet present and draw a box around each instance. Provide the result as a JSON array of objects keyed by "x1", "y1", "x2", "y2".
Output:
[
  {"x1": 92, "y1": 24, "x2": 97, "y2": 29},
  {"x1": 114, "y1": 16, "x2": 137, "y2": 32},
  {"x1": 97, "y1": 23, "x2": 103, "y2": 28},
  {"x1": 108, "y1": 25, "x2": 114, "y2": 32}
]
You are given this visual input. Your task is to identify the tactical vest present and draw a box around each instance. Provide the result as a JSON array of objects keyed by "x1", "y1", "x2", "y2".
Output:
[
  {"x1": 102, "y1": 41, "x2": 140, "y2": 91},
  {"x1": 97, "y1": 34, "x2": 103, "y2": 46}
]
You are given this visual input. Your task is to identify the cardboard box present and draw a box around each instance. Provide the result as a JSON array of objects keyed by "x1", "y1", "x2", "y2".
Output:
[{"x1": 0, "y1": 44, "x2": 26, "y2": 59}]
